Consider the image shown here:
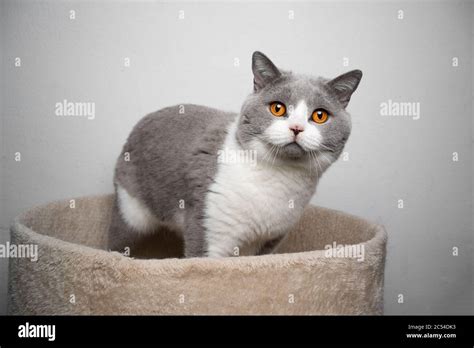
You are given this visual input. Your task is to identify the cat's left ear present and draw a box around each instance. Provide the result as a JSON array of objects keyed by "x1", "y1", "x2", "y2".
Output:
[
  {"x1": 252, "y1": 51, "x2": 282, "y2": 92},
  {"x1": 327, "y1": 70, "x2": 363, "y2": 108}
]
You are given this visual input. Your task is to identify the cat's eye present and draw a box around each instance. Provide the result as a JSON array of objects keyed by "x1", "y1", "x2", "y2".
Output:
[
  {"x1": 312, "y1": 109, "x2": 329, "y2": 124},
  {"x1": 269, "y1": 102, "x2": 286, "y2": 117}
]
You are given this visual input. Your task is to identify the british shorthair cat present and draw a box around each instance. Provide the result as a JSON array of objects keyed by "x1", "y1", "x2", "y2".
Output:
[{"x1": 108, "y1": 51, "x2": 362, "y2": 258}]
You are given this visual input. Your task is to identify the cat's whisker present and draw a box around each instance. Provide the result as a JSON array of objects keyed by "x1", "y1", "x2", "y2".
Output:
[
  {"x1": 271, "y1": 145, "x2": 281, "y2": 167},
  {"x1": 265, "y1": 145, "x2": 274, "y2": 163},
  {"x1": 260, "y1": 143, "x2": 276, "y2": 163},
  {"x1": 313, "y1": 151, "x2": 323, "y2": 176},
  {"x1": 314, "y1": 153, "x2": 321, "y2": 178},
  {"x1": 267, "y1": 145, "x2": 279, "y2": 165},
  {"x1": 319, "y1": 152, "x2": 333, "y2": 165},
  {"x1": 306, "y1": 152, "x2": 313, "y2": 175},
  {"x1": 318, "y1": 143, "x2": 334, "y2": 152},
  {"x1": 308, "y1": 151, "x2": 313, "y2": 173},
  {"x1": 270, "y1": 145, "x2": 278, "y2": 162},
  {"x1": 265, "y1": 144, "x2": 276, "y2": 166}
]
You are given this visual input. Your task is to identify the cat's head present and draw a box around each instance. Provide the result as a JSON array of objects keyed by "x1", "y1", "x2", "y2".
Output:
[{"x1": 237, "y1": 51, "x2": 362, "y2": 171}]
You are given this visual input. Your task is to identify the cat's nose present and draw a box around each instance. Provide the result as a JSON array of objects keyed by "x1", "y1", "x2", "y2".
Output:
[{"x1": 289, "y1": 125, "x2": 304, "y2": 136}]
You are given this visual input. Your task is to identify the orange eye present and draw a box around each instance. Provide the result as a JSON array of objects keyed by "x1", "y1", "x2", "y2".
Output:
[
  {"x1": 269, "y1": 102, "x2": 286, "y2": 117},
  {"x1": 312, "y1": 109, "x2": 329, "y2": 124}
]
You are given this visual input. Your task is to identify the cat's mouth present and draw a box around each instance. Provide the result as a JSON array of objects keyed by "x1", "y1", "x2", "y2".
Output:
[
  {"x1": 258, "y1": 139, "x2": 307, "y2": 161},
  {"x1": 280, "y1": 142, "x2": 306, "y2": 159},
  {"x1": 257, "y1": 138, "x2": 335, "y2": 169}
]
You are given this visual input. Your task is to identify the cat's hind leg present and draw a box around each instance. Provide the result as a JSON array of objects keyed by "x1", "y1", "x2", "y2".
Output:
[{"x1": 107, "y1": 184, "x2": 159, "y2": 252}]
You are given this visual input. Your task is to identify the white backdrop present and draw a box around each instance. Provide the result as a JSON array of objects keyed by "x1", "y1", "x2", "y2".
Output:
[{"x1": 0, "y1": 0, "x2": 472, "y2": 315}]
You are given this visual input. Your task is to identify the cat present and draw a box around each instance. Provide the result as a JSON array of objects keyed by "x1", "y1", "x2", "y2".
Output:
[{"x1": 108, "y1": 51, "x2": 362, "y2": 258}]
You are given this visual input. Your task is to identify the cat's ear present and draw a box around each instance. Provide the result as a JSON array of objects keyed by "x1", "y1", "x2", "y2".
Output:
[
  {"x1": 327, "y1": 70, "x2": 363, "y2": 108},
  {"x1": 252, "y1": 51, "x2": 281, "y2": 92}
]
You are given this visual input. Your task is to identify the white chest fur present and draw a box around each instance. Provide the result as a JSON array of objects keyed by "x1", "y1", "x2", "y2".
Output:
[{"x1": 203, "y1": 120, "x2": 318, "y2": 257}]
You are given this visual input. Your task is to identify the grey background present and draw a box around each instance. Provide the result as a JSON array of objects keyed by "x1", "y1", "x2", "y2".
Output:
[{"x1": 1, "y1": 0, "x2": 472, "y2": 315}]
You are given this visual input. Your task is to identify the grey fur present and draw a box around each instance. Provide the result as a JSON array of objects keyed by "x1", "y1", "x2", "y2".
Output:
[{"x1": 108, "y1": 51, "x2": 362, "y2": 258}]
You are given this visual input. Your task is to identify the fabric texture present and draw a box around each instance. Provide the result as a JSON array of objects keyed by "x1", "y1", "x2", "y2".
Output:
[{"x1": 8, "y1": 194, "x2": 387, "y2": 315}]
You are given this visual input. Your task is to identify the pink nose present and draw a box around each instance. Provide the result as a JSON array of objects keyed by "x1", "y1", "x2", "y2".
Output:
[{"x1": 289, "y1": 125, "x2": 304, "y2": 136}]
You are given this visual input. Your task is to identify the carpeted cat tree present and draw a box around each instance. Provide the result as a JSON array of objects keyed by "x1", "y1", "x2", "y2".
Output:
[{"x1": 8, "y1": 195, "x2": 387, "y2": 315}]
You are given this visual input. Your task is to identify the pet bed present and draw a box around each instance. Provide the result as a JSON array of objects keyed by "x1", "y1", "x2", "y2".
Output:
[{"x1": 8, "y1": 194, "x2": 387, "y2": 315}]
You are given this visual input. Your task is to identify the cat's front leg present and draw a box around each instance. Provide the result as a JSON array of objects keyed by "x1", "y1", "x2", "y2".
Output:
[
  {"x1": 182, "y1": 208, "x2": 208, "y2": 258},
  {"x1": 199, "y1": 210, "x2": 247, "y2": 258},
  {"x1": 205, "y1": 235, "x2": 243, "y2": 258},
  {"x1": 183, "y1": 207, "x2": 240, "y2": 258}
]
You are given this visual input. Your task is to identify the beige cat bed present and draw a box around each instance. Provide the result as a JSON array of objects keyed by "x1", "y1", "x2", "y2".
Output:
[{"x1": 8, "y1": 194, "x2": 387, "y2": 315}]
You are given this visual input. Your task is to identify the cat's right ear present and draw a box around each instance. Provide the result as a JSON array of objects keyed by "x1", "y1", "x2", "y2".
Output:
[
  {"x1": 327, "y1": 70, "x2": 363, "y2": 108},
  {"x1": 252, "y1": 51, "x2": 281, "y2": 92}
]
